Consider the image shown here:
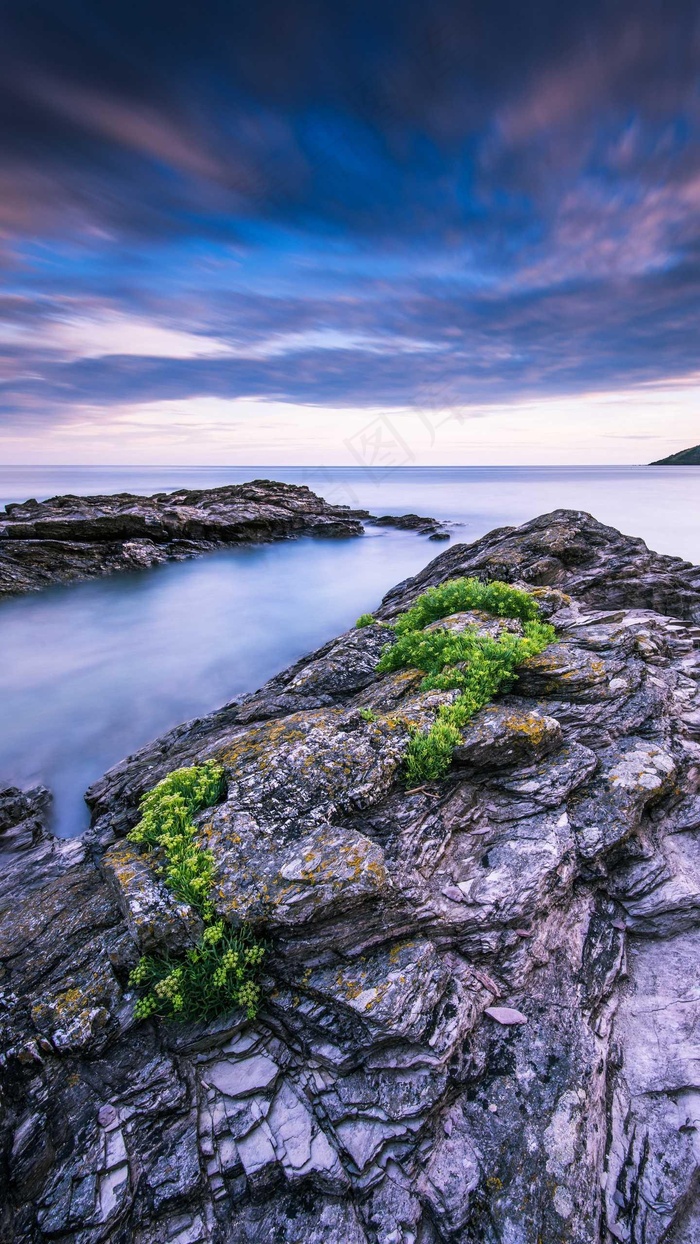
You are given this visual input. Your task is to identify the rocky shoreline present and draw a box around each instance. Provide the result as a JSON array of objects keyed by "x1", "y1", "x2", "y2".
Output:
[
  {"x1": 0, "y1": 480, "x2": 449, "y2": 598},
  {"x1": 2, "y1": 508, "x2": 700, "y2": 1243}
]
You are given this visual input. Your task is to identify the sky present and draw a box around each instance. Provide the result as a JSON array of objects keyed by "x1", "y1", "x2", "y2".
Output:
[{"x1": 0, "y1": 0, "x2": 699, "y2": 465}]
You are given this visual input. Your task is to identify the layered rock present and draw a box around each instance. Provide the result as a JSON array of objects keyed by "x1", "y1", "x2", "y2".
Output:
[
  {"x1": 0, "y1": 480, "x2": 449, "y2": 597},
  {"x1": 2, "y1": 509, "x2": 700, "y2": 1243},
  {"x1": 379, "y1": 508, "x2": 700, "y2": 625}
]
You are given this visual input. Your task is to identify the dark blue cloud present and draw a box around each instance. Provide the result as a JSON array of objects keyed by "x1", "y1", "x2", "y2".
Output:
[
  {"x1": 0, "y1": 0, "x2": 699, "y2": 429},
  {"x1": 2, "y1": 259, "x2": 700, "y2": 418}
]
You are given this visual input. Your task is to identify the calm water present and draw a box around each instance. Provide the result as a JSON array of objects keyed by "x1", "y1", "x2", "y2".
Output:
[{"x1": 1, "y1": 464, "x2": 698, "y2": 836}]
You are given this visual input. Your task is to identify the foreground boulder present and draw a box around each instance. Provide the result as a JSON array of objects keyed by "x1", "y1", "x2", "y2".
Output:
[
  {"x1": 2, "y1": 509, "x2": 700, "y2": 1243},
  {"x1": 0, "y1": 480, "x2": 448, "y2": 597}
]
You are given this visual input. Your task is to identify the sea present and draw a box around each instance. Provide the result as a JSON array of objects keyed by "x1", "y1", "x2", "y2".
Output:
[{"x1": 0, "y1": 464, "x2": 697, "y2": 836}]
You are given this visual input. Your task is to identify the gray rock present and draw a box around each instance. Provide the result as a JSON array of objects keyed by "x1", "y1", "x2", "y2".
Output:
[
  {"x1": 203, "y1": 1053, "x2": 279, "y2": 1097},
  {"x1": 370, "y1": 513, "x2": 451, "y2": 539},
  {"x1": 453, "y1": 703, "x2": 562, "y2": 769},
  {"x1": 377, "y1": 508, "x2": 700, "y2": 624},
  {"x1": 101, "y1": 839, "x2": 204, "y2": 955},
  {"x1": 3, "y1": 508, "x2": 700, "y2": 1242},
  {"x1": 0, "y1": 480, "x2": 443, "y2": 598}
]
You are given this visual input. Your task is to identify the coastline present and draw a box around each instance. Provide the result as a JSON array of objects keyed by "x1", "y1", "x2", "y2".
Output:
[{"x1": 0, "y1": 479, "x2": 448, "y2": 600}]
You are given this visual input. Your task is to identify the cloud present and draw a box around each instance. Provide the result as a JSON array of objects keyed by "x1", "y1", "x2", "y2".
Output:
[
  {"x1": 0, "y1": 0, "x2": 699, "y2": 456},
  {"x1": 3, "y1": 247, "x2": 700, "y2": 422}
]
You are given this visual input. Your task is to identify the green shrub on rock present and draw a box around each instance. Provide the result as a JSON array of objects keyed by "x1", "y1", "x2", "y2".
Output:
[
  {"x1": 127, "y1": 762, "x2": 266, "y2": 1023},
  {"x1": 377, "y1": 578, "x2": 555, "y2": 785},
  {"x1": 128, "y1": 761, "x2": 224, "y2": 918},
  {"x1": 392, "y1": 577, "x2": 541, "y2": 634},
  {"x1": 131, "y1": 922, "x2": 265, "y2": 1022}
]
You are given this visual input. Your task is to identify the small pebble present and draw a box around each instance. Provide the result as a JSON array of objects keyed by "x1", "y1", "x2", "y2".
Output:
[
  {"x1": 515, "y1": 929, "x2": 530, "y2": 938},
  {"x1": 443, "y1": 1117, "x2": 453, "y2": 1136},
  {"x1": 488, "y1": 1103, "x2": 498, "y2": 1113},
  {"x1": 485, "y1": 1006, "x2": 528, "y2": 1026},
  {"x1": 442, "y1": 885, "x2": 465, "y2": 904},
  {"x1": 612, "y1": 919, "x2": 627, "y2": 931}
]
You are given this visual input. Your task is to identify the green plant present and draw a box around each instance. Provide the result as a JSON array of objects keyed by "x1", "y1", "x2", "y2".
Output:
[
  {"x1": 359, "y1": 707, "x2": 377, "y2": 721},
  {"x1": 378, "y1": 579, "x2": 555, "y2": 784},
  {"x1": 130, "y1": 922, "x2": 265, "y2": 1022},
  {"x1": 392, "y1": 577, "x2": 541, "y2": 635},
  {"x1": 127, "y1": 761, "x2": 265, "y2": 1023},
  {"x1": 128, "y1": 761, "x2": 224, "y2": 918},
  {"x1": 356, "y1": 612, "x2": 375, "y2": 628}
]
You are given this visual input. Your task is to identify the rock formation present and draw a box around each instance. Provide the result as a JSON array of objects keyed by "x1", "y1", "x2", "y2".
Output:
[
  {"x1": 2, "y1": 508, "x2": 700, "y2": 1243},
  {"x1": 0, "y1": 480, "x2": 449, "y2": 598}
]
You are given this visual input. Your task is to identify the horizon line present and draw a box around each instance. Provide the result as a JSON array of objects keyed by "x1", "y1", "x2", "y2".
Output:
[{"x1": 0, "y1": 462, "x2": 676, "y2": 470}]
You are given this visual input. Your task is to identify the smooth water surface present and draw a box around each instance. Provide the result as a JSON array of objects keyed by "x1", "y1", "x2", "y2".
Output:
[
  {"x1": 1, "y1": 464, "x2": 697, "y2": 835},
  {"x1": 0, "y1": 530, "x2": 430, "y2": 836}
]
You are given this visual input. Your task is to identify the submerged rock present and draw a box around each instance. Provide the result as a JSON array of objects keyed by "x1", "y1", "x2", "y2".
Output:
[
  {"x1": 369, "y1": 513, "x2": 451, "y2": 540},
  {"x1": 0, "y1": 480, "x2": 446, "y2": 598},
  {"x1": 2, "y1": 508, "x2": 700, "y2": 1242}
]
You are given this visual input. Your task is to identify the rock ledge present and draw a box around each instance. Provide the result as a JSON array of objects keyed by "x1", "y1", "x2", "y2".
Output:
[{"x1": 0, "y1": 479, "x2": 449, "y2": 597}]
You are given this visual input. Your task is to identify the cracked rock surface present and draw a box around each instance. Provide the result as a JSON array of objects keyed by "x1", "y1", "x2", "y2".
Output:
[
  {"x1": 0, "y1": 479, "x2": 448, "y2": 598},
  {"x1": 2, "y1": 508, "x2": 700, "y2": 1242}
]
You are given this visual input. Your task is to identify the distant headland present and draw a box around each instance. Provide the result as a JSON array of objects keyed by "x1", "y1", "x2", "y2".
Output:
[{"x1": 650, "y1": 444, "x2": 700, "y2": 465}]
